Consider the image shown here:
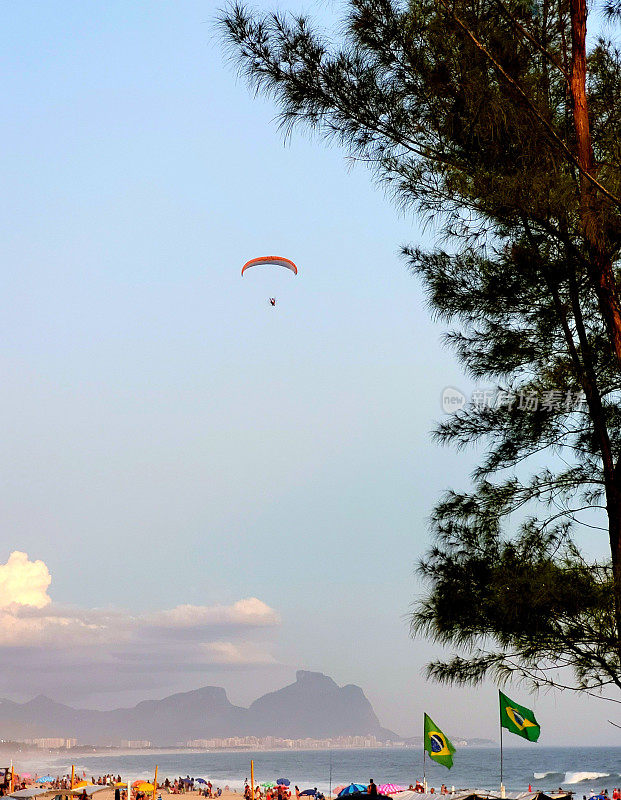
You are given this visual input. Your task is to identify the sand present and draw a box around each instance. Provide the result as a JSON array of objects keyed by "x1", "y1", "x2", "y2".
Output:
[{"x1": 34, "y1": 789, "x2": 240, "y2": 800}]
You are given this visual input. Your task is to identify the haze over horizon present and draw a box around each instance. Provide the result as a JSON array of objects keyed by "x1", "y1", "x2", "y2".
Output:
[{"x1": 0, "y1": 1, "x2": 616, "y2": 748}]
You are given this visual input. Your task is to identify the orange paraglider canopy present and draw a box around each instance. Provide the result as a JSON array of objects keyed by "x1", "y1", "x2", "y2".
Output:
[{"x1": 241, "y1": 256, "x2": 298, "y2": 276}]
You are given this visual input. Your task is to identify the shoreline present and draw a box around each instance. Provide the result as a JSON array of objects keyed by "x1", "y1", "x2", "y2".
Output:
[{"x1": 5, "y1": 745, "x2": 620, "y2": 797}]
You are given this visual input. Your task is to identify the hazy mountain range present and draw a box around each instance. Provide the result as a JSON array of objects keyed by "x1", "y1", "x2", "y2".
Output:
[{"x1": 0, "y1": 671, "x2": 399, "y2": 746}]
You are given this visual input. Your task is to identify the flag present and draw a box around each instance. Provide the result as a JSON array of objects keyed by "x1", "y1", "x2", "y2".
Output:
[
  {"x1": 424, "y1": 713, "x2": 456, "y2": 769},
  {"x1": 499, "y1": 690, "x2": 540, "y2": 742}
]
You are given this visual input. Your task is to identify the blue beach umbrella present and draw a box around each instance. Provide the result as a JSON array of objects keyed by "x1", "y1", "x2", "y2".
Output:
[
  {"x1": 338, "y1": 787, "x2": 367, "y2": 797},
  {"x1": 196, "y1": 781, "x2": 208, "y2": 786},
  {"x1": 277, "y1": 781, "x2": 290, "y2": 787},
  {"x1": 299, "y1": 791, "x2": 317, "y2": 796},
  {"x1": 35, "y1": 779, "x2": 53, "y2": 784}
]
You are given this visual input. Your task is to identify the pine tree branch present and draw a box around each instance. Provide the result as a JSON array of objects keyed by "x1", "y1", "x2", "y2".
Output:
[
  {"x1": 435, "y1": 0, "x2": 621, "y2": 209},
  {"x1": 490, "y1": 0, "x2": 570, "y2": 83}
]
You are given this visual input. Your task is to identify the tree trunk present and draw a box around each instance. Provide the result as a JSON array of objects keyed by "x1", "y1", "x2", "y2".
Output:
[
  {"x1": 569, "y1": 0, "x2": 621, "y2": 657},
  {"x1": 569, "y1": 0, "x2": 592, "y2": 174},
  {"x1": 607, "y1": 483, "x2": 621, "y2": 668},
  {"x1": 569, "y1": 0, "x2": 621, "y2": 363},
  {"x1": 567, "y1": 260, "x2": 621, "y2": 670}
]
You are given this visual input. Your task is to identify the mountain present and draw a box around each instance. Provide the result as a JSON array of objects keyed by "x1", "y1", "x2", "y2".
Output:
[
  {"x1": 0, "y1": 671, "x2": 398, "y2": 745},
  {"x1": 246, "y1": 671, "x2": 396, "y2": 739}
]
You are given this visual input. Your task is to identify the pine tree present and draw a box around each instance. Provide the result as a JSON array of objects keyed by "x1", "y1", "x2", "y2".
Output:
[{"x1": 221, "y1": 0, "x2": 621, "y2": 690}]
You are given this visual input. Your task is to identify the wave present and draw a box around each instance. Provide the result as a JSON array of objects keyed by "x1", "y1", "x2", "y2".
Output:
[
  {"x1": 533, "y1": 773, "x2": 560, "y2": 780},
  {"x1": 563, "y1": 772, "x2": 612, "y2": 784}
]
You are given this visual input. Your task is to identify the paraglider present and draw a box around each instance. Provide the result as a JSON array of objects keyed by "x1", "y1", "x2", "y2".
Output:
[
  {"x1": 241, "y1": 256, "x2": 298, "y2": 307},
  {"x1": 241, "y1": 256, "x2": 298, "y2": 276}
]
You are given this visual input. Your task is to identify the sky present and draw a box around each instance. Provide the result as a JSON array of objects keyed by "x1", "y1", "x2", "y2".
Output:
[{"x1": 0, "y1": 0, "x2": 617, "y2": 746}]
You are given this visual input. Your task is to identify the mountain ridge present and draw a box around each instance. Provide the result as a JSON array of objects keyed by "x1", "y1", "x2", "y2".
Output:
[{"x1": 0, "y1": 671, "x2": 399, "y2": 745}]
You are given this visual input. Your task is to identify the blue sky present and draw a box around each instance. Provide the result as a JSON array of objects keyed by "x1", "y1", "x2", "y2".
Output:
[{"x1": 0, "y1": 0, "x2": 615, "y2": 744}]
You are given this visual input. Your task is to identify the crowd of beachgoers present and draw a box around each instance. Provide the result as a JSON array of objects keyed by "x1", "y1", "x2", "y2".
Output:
[
  {"x1": 0, "y1": 774, "x2": 230, "y2": 800},
  {"x1": 0, "y1": 774, "x2": 461, "y2": 800},
  {"x1": 4, "y1": 770, "x2": 585, "y2": 800}
]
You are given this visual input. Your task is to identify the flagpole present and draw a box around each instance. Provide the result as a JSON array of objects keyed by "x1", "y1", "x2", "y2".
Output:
[
  {"x1": 422, "y1": 713, "x2": 427, "y2": 793},
  {"x1": 500, "y1": 726, "x2": 503, "y2": 790},
  {"x1": 329, "y1": 749, "x2": 332, "y2": 798},
  {"x1": 499, "y1": 690, "x2": 504, "y2": 798}
]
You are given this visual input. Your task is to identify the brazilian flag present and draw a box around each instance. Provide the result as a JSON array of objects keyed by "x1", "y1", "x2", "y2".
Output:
[
  {"x1": 499, "y1": 690, "x2": 540, "y2": 742},
  {"x1": 424, "y1": 713, "x2": 456, "y2": 769}
]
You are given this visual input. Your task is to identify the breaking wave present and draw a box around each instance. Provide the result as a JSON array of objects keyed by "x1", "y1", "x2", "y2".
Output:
[
  {"x1": 533, "y1": 773, "x2": 559, "y2": 780},
  {"x1": 564, "y1": 772, "x2": 612, "y2": 784}
]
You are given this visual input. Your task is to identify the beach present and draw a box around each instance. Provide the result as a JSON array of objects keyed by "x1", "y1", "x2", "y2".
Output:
[
  {"x1": 19, "y1": 789, "x2": 242, "y2": 800},
  {"x1": 6, "y1": 746, "x2": 621, "y2": 796}
]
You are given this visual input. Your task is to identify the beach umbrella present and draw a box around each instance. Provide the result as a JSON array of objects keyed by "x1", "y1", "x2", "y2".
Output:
[
  {"x1": 338, "y1": 786, "x2": 367, "y2": 797},
  {"x1": 277, "y1": 781, "x2": 290, "y2": 787},
  {"x1": 261, "y1": 785, "x2": 276, "y2": 789},
  {"x1": 337, "y1": 794, "x2": 390, "y2": 800},
  {"x1": 196, "y1": 780, "x2": 208, "y2": 786},
  {"x1": 74, "y1": 782, "x2": 89, "y2": 789},
  {"x1": 333, "y1": 788, "x2": 346, "y2": 796},
  {"x1": 114, "y1": 785, "x2": 128, "y2": 789},
  {"x1": 378, "y1": 787, "x2": 405, "y2": 795},
  {"x1": 134, "y1": 784, "x2": 154, "y2": 793},
  {"x1": 35, "y1": 778, "x2": 53, "y2": 784},
  {"x1": 299, "y1": 791, "x2": 318, "y2": 796}
]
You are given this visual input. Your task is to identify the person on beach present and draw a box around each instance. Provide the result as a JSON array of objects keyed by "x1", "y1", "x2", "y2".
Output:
[
  {"x1": 367, "y1": 781, "x2": 377, "y2": 797},
  {"x1": 115, "y1": 787, "x2": 121, "y2": 800}
]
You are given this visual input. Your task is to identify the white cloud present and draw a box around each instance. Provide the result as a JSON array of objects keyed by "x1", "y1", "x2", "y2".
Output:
[
  {"x1": 0, "y1": 551, "x2": 51, "y2": 609},
  {"x1": 0, "y1": 552, "x2": 282, "y2": 700},
  {"x1": 199, "y1": 641, "x2": 278, "y2": 665},
  {"x1": 146, "y1": 598, "x2": 279, "y2": 629}
]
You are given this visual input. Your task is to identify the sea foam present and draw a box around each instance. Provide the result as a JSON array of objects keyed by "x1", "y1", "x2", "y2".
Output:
[{"x1": 564, "y1": 772, "x2": 610, "y2": 784}]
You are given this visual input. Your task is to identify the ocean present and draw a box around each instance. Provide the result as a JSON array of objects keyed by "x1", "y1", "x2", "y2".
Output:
[{"x1": 44, "y1": 747, "x2": 621, "y2": 795}]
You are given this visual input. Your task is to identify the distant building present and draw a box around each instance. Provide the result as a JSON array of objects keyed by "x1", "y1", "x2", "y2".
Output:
[
  {"x1": 120, "y1": 740, "x2": 152, "y2": 748},
  {"x1": 23, "y1": 738, "x2": 77, "y2": 749},
  {"x1": 184, "y1": 734, "x2": 398, "y2": 750}
]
